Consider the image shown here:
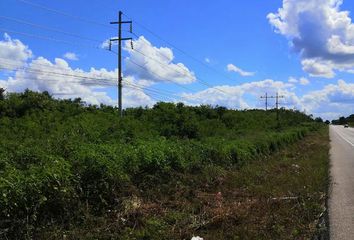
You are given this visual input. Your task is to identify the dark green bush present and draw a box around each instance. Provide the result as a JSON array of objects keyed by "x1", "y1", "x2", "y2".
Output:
[{"x1": 0, "y1": 90, "x2": 319, "y2": 238}]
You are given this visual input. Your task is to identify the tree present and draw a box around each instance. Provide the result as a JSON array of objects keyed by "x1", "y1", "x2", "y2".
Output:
[
  {"x1": 339, "y1": 116, "x2": 347, "y2": 125},
  {"x1": 0, "y1": 88, "x2": 5, "y2": 101},
  {"x1": 314, "y1": 117, "x2": 323, "y2": 123}
]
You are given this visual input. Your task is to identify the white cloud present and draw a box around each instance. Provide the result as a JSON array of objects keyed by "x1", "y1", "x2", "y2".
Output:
[
  {"x1": 63, "y1": 52, "x2": 79, "y2": 61},
  {"x1": 301, "y1": 59, "x2": 335, "y2": 78},
  {"x1": 124, "y1": 36, "x2": 196, "y2": 84},
  {"x1": 227, "y1": 63, "x2": 255, "y2": 77},
  {"x1": 205, "y1": 58, "x2": 210, "y2": 63},
  {"x1": 100, "y1": 39, "x2": 110, "y2": 50},
  {"x1": 0, "y1": 34, "x2": 155, "y2": 108},
  {"x1": 0, "y1": 33, "x2": 32, "y2": 70},
  {"x1": 181, "y1": 79, "x2": 297, "y2": 109},
  {"x1": 182, "y1": 77, "x2": 354, "y2": 120},
  {"x1": 0, "y1": 57, "x2": 156, "y2": 107},
  {"x1": 288, "y1": 76, "x2": 310, "y2": 85},
  {"x1": 288, "y1": 77, "x2": 298, "y2": 83},
  {"x1": 268, "y1": 0, "x2": 354, "y2": 78},
  {"x1": 299, "y1": 77, "x2": 310, "y2": 85},
  {"x1": 2, "y1": 34, "x2": 354, "y2": 120},
  {"x1": 300, "y1": 79, "x2": 354, "y2": 118},
  {"x1": 1, "y1": 57, "x2": 116, "y2": 105}
]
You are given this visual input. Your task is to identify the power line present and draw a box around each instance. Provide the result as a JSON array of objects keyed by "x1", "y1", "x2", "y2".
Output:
[
  {"x1": 125, "y1": 82, "x2": 188, "y2": 101},
  {"x1": 260, "y1": 93, "x2": 284, "y2": 109},
  {"x1": 0, "y1": 61, "x2": 186, "y2": 99},
  {"x1": 110, "y1": 50, "x2": 196, "y2": 92},
  {"x1": 2, "y1": 9, "x2": 228, "y2": 94},
  {"x1": 0, "y1": 67, "x2": 109, "y2": 86},
  {"x1": 0, "y1": 66, "x2": 186, "y2": 104},
  {"x1": 0, "y1": 62, "x2": 203, "y2": 103},
  {"x1": 0, "y1": 30, "x2": 222, "y2": 99},
  {"x1": 136, "y1": 90, "x2": 163, "y2": 102},
  {"x1": 16, "y1": 0, "x2": 116, "y2": 30},
  {"x1": 0, "y1": 4, "x2": 230, "y2": 106},
  {"x1": 125, "y1": 57, "x2": 194, "y2": 92},
  {"x1": 125, "y1": 82, "x2": 204, "y2": 103},
  {"x1": 0, "y1": 20, "x2": 224, "y2": 93},
  {"x1": 111, "y1": 56, "x2": 204, "y2": 101},
  {"x1": 260, "y1": 92, "x2": 285, "y2": 123},
  {"x1": 15, "y1": 0, "x2": 239, "y2": 85},
  {"x1": 0, "y1": 57, "x2": 193, "y2": 97},
  {"x1": 123, "y1": 12, "x2": 237, "y2": 83},
  {"x1": 0, "y1": 62, "x2": 116, "y2": 86},
  {"x1": 125, "y1": 81, "x2": 177, "y2": 96},
  {"x1": 0, "y1": 68, "x2": 165, "y2": 103},
  {"x1": 0, "y1": 15, "x2": 103, "y2": 43},
  {"x1": 124, "y1": 84, "x2": 174, "y2": 103},
  {"x1": 124, "y1": 83, "x2": 175, "y2": 102},
  {"x1": 0, "y1": 57, "x2": 117, "y2": 78},
  {"x1": 0, "y1": 28, "x2": 106, "y2": 51},
  {"x1": 131, "y1": 47, "x2": 228, "y2": 94}
]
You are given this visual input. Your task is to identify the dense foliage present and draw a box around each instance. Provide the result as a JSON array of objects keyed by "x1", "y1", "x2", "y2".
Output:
[
  {"x1": 0, "y1": 90, "x2": 319, "y2": 238},
  {"x1": 332, "y1": 114, "x2": 354, "y2": 125}
]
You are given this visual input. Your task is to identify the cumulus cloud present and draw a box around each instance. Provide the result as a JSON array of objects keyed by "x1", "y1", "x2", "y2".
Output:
[
  {"x1": 0, "y1": 34, "x2": 155, "y2": 108},
  {"x1": 0, "y1": 57, "x2": 155, "y2": 107},
  {"x1": 2, "y1": 34, "x2": 354, "y2": 119},
  {"x1": 300, "y1": 79, "x2": 354, "y2": 118},
  {"x1": 268, "y1": 0, "x2": 354, "y2": 78},
  {"x1": 181, "y1": 79, "x2": 297, "y2": 109},
  {"x1": 288, "y1": 77, "x2": 298, "y2": 83},
  {"x1": 299, "y1": 77, "x2": 310, "y2": 85},
  {"x1": 288, "y1": 76, "x2": 310, "y2": 85},
  {"x1": 124, "y1": 36, "x2": 196, "y2": 84},
  {"x1": 63, "y1": 52, "x2": 79, "y2": 61},
  {"x1": 227, "y1": 64, "x2": 255, "y2": 77},
  {"x1": 182, "y1": 77, "x2": 354, "y2": 120},
  {"x1": 1, "y1": 57, "x2": 117, "y2": 105},
  {"x1": 0, "y1": 33, "x2": 32, "y2": 70}
]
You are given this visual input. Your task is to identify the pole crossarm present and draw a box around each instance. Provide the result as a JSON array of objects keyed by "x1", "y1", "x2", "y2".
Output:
[
  {"x1": 261, "y1": 92, "x2": 285, "y2": 124},
  {"x1": 110, "y1": 21, "x2": 132, "y2": 24},
  {"x1": 110, "y1": 37, "x2": 132, "y2": 41}
]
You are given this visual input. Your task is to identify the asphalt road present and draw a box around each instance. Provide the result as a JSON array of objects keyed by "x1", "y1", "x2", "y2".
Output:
[{"x1": 329, "y1": 125, "x2": 354, "y2": 240}]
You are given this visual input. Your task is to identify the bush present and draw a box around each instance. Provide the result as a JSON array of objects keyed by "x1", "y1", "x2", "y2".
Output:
[{"x1": 0, "y1": 90, "x2": 320, "y2": 238}]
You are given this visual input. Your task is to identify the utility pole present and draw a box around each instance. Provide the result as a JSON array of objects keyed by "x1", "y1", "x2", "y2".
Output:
[
  {"x1": 110, "y1": 11, "x2": 132, "y2": 117},
  {"x1": 260, "y1": 92, "x2": 269, "y2": 111},
  {"x1": 260, "y1": 91, "x2": 285, "y2": 123},
  {"x1": 275, "y1": 92, "x2": 285, "y2": 122}
]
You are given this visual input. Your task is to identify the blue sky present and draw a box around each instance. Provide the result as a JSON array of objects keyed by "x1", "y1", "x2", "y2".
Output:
[{"x1": 1, "y1": 0, "x2": 354, "y2": 120}]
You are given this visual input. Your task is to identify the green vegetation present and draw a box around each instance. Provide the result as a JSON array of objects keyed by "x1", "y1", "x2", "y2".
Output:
[
  {"x1": 0, "y1": 90, "x2": 327, "y2": 239},
  {"x1": 332, "y1": 114, "x2": 354, "y2": 126}
]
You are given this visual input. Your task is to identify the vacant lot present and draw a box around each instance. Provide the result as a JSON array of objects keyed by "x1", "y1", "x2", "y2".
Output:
[{"x1": 0, "y1": 91, "x2": 328, "y2": 239}]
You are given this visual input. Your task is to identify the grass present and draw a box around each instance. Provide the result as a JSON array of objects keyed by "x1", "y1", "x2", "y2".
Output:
[{"x1": 36, "y1": 126, "x2": 329, "y2": 240}]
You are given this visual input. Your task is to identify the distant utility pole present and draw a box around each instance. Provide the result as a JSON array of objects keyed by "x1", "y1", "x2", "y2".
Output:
[
  {"x1": 260, "y1": 92, "x2": 269, "y2": 111},
  {"x1": 275, "y1": 92, "x2": 285, "y2": 122},
  {"x1": 110, "y1": 11, "x2": 133, "y2": 117},
  {"x1": 260, "y1": 91, "x2": 285, "y2": 122}
]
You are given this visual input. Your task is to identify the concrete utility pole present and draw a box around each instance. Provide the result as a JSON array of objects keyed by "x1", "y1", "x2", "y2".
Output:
[
  {"x1": 260, "y1": 92, "x2": 269, "y2": 111},
  {"x1": 275, "y1": 92, "x2": 285, "y2": 122},
  {"x1": 260, "y1": 92, "x2": 285, "y2": 123},
  {"x1": 110, "y1": 11, "x2": 132, "y2": 117}
]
